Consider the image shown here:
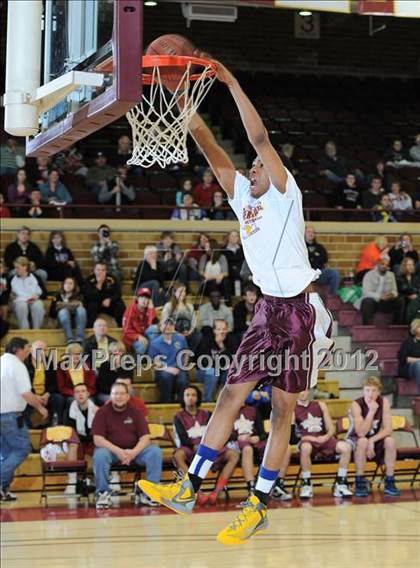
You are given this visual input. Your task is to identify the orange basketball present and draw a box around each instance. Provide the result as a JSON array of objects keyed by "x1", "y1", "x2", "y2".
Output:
[{"x1": 146, "y1": 34, "x2": 197, "y2": 91}]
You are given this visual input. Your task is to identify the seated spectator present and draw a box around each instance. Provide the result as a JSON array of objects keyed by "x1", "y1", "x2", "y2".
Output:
[
  {"x1": 46, "y1": 230, "x2": 83, "y2": 284},
  {"x1": 7, "y1": 168, "x2": 31, "y2": 215},
  {"x1": 84, "y1": 262, "x2": 125, "y2": 327},
  {"x1": 64, "y1": 382, "x2": 98, "y2": 494},
  {"x1": 389, "y1": 233, "x2": 419, "y2": 273},
  {"x1": 27, "y1": 189, "x2": 44, "y2": 218},
  {"x1": 409, "y1": 133, "x2": 420, "y2": 162},
  {"x1": 193, "y1": 168, "x2": 220, "y2": 208},
  {"x1": 208, "y1": 190, "x2": 234, "y2": 220},
  {"x1": 199, "y1": 239, "x2": 231, "y2": 304},
  {"x1": 0, "y1": 194, "x2": 11, "y2": 218},
  {"x1": 223, "y1": 230, "x2": 245, "y2": 293},
  {"x1": 0, "y1": 259, "x2": 9, "y2": 322},
  {"x1": 25, "y1": 340, "x2": 64, "y2": 424},
  {"x1": 397, "y1": 319, "x2": 420, "y2": 389},
  {"x1": 122, "y1": 288, "x2": 156, "y2": 355},
  {"x1": 156, "y1": 231, "x2": 188, "y2": 286},
  {"x1": 244, "y1": 385, "x2": 271, "y2": 420},
  {"x1": 90, "y1": 224, "x2": 122, "y2": 283},
  {"x1": 57, "y1": 343, "x2": 96, "y2": 408},
  {"x1": 172, "y1": 385, "x2": 239, "y2": 506},
  {"x1": 0, "y1": 137, "x2": 25, "y2": 175},
  {"x1": 347, "y1": 376, "x2": 400, "y2": 497},
  {"x1": 396, "y1": 258, "x2": 420, "y2": 319},
  {"x1": 231, "y1": 404, "x2": 267, "y2": 498},
  {"x1": 335, "y1": 173, "x2": 361, "y2": 209},
  {"x1": 92, "y1": 381, "x2": 162, "y2": 509},
  {"x1": 305, "y1": 226, "x2": 340, "y2": 295},
  {"x1": 319, "y1": 140, "x2": 349, "y2": 185},
  {"x1": 195, "y1": 319, "x2": 237, "y2": 402},
  {"x1": 132, "y1": 245, "x2": 166, "y2": 306},
  {"x1": 171, "y1": 193, "x2": 204, "y2": 220},
  {"x1": 198, "y1": 290, "x2": 233, "y2": 332},
  {"x1": 361, "y1": 176, "x2": 384, "y2": 210},
  {"x1": 233, "y1": 283, "x2": 259, "y2": 339},
  {"x1": 355, "y1": 236, "x2": 389, "y2": 283},
  {"x1": 148, "y1": 318, "x2": 189, "y2": 403},
  {"x1": 40, "y1": 169, "x2": 73, "y2": 206},
  {"x1": 372, "y1": 194, "x2": 398, "y2": 223},
  {"x1": 98, "y1": 166, "x2": 135, "y2": 211},
  {"x1": 280, "y1": 142, "x2": 297, "y2": 174},
  {"x1": 388, "y1": 180, "x2": 413, "y2": 211},
  {"x1": 109, "y1": 135, "x2": 133, "y2": 169},
  {"x1": 161, "y1": 283, "x2": 200, "y2": 352},
  {"x1": 4, "y1": 226, "x2": 47, "y2": 281},
  {"x1": 114, "y1": 376, "x2": 148, "y2": 418},
  {"x1": 175, "y1": 177, "x2": 194, "y2": 207},
  {"x1": 49, "y1": 277, "x2": 87, "y2": 345},
  {"x1": 367, "y1": 159, "x2": 391, "y2": 192},
  {"x1": 10, "y1": 256, "x2": 46, "y2": 329},
  {"x1": 384, "y1": 138, "x2": 410, "y2": 167},
  {"x1": 86, "y1": 152, "x2": 116, "y2": 194},
  {"x1": 187, "y1": 232, "x2": 210, "y2": 280},
  {"x1": 27, "y1": 156, "x2": 51, "y2": 187},
  {"x1": 83, "y1": 318, "x2": 116, "y2": 371},
  {"x1": 295, "y1": 390, "x2": 353, "y2": 499},
  {"x1": 95, "y1": 341, "x2": 132, "y2": 405},
  {"x1": 60, "y1": 148, "x2": 88, "y2": 177},
  {"x1": 356, "y1": 258, "x2": 404, "y2": 325}
]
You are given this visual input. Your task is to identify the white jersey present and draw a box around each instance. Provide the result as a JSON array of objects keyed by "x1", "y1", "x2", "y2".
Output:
[{"x1": 228, "y1": 170, "x2": 319, "y2": 297}]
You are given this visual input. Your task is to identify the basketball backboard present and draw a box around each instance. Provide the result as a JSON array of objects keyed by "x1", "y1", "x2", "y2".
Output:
[{"x1": 4, "y1": 0, "x2": 143, "y2": 157}]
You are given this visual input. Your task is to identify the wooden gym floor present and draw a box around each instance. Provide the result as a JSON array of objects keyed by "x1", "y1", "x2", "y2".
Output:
[{"x1": 2, "y1": 491, "x2": 419, "y2": 568}]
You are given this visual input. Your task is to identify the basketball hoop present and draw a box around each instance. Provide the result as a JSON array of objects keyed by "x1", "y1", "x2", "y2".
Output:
[{"x1": 127, "y1": 55, "x2": 217, "y2": 169}]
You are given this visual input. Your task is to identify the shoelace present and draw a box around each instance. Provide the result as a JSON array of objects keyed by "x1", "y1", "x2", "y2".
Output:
[
  {"x1": 166, "y1": 470, "x2": 187, "y2": 490},
  {"x1": 229, "y1": 499, "x2": 256, "y2": 530}
]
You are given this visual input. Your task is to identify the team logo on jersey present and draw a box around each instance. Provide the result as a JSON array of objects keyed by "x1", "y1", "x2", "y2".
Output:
[
  {"x1": 242, "y1": 202, "x2": 263, "y2": 238},
  {"x1": 187, "y1": 420, "x2": 206, "y2": 439},
  {"x1": 301, "y1": 413, "x2": 323, "y2": 433},
  {"x1": 234, "y1": 413, "x2": 254, "y2": 435}
]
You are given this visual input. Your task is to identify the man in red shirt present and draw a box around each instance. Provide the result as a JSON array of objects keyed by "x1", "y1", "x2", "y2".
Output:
[
  {"x1": 92, "y1": 382, "x2": 162, "y2": 508},
  {"x1": 193, "y1": 168, "x2": 220, "y2": 208},
  {"x1": 122, "y1": 288, "x2": 156, "y2": 355}
]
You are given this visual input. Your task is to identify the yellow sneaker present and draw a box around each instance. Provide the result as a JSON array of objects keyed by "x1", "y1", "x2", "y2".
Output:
[
  {"x1": 217, "y1": 495, "x2": 268, "y2": 546},
  {"x1": 138, "y1": 473, "x2": 196, "y2": 515}
]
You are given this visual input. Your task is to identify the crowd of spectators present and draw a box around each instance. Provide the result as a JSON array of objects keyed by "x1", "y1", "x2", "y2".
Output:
[{"x1": 2, "y1": 131, "x2": 419, "y2": 221}]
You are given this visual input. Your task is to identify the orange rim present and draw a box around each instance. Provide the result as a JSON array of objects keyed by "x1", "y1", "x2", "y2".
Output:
[{"x1": 96, "y1": 55, "x2": 217, "y2": 84}]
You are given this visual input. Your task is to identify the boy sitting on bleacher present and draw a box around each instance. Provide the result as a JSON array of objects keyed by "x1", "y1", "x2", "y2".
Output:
[
  {"x1": 347, "y1": 376, "x2": 400, "y2": 497},
  {"x1": 172, "y1": 386, "x2": 239, "y2": 506},
  {"x1": 296, "y1": 390, "x2": 353, "y2": 499}
]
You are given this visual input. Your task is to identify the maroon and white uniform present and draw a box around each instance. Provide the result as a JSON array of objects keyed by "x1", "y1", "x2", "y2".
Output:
[
  {"x1": 347, "y1": 396, "x2": 385, "y2": 464},
  {"x1": 231, "y1": 405, "x2": 266, "y2": 459},
  {"x1": 295, "y1": 400, "x2": 338, "y2": 459},
  {"x1": 173, "y1": 409, "x2": 232, "y2": 470}
]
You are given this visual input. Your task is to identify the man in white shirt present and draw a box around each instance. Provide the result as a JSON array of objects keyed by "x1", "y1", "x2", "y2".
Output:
[
  {"x1": 139, "y1": 60, "x2": 334, "y2": 545},
  {"x1": 1, "y1": 337, "x2": 48, "y2": 501},
  {"x1": 10, "y1": 256, "x2": 46, "y2": 329}
]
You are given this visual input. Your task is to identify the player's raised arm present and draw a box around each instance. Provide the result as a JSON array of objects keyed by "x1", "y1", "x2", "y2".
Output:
[
  {"x1": 215, "y1": 61, "x2": 288, "y2": 194},
  {"x1": 188, "y1": 112, "x2": 236, "y2": 199}
]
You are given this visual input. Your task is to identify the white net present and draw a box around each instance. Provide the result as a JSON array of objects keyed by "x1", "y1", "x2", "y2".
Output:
[{"x1": 126, "y1": 61, "x2": 216, "y2": 169}]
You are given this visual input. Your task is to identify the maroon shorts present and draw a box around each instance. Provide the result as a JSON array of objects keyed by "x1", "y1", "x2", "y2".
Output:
[
  {"x1": 237, "y1": 439, "x2": 266, "y2": 462},
  {"x1": 347, "y1": 437, "x2": 385, "y2": 465},
  {"x1": 227, "y1": 293, "x2": 334, "y2": 393},
  {"x1": 299, "y1": 437, "x2": 338, "y2": 460},
  {"x1": 174, "y1": 446, "x2": 233, "y2": 472}
]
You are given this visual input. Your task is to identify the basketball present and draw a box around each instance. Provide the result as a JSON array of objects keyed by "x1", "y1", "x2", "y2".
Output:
[{"x1": 146, "y1": 34, "x2": 197, "y2": 91}]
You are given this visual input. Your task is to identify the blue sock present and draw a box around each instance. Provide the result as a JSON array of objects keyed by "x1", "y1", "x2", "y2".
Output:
[{"x1": 188, "y1": 444, "x2": 219, "y2": 479}]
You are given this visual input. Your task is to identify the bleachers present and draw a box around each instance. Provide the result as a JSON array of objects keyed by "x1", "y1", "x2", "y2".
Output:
[{"x1": 2, "y1": 220, "x2": 420, "y2": 497}]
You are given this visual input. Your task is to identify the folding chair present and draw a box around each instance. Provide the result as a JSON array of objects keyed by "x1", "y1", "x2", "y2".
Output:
[{"x1": 40, "y1": 426, "x2": 86, "y2": 507}]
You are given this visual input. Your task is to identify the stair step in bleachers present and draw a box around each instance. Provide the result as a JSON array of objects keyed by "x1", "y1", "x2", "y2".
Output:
[
  {"x1": 379, "y1": 359, "x2": 399, "y2": 376},
  {"x1": 351, "y1": 325, "x2": 407, "y2": 343},
  {"x1": 365, "y1": 341, "x2": 401, "y2": 360},
  {"x1": 324, "y1": 369, "x2": 377, "y2": 388},
  {"x1": 2, "y1": 328, "x2": 123, "y2": 346}
]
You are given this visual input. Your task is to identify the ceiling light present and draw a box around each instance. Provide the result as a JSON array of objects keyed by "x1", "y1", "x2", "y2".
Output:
[
  {"x1": 299, "y1": 10, "x2": 312, "y2": 16},
  {"x1": 145, "y1": 1, "x2": 157, "y2": 6}
]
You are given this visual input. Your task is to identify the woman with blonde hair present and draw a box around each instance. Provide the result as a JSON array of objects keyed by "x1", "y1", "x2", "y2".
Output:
[
  {"x1": 161, "y1": 283, "x2": 200, "y2": 351},
  {"x1": 10, "y1": 256, "x2": 47, "y2": 329},
  {"x1": 56, "y1": 343, "x2": 96, "y2": 407}
]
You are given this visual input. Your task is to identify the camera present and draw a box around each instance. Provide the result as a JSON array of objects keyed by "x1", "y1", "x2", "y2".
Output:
[{"x1": 100, "y1": 228, "x2": 110, "y2": 238}]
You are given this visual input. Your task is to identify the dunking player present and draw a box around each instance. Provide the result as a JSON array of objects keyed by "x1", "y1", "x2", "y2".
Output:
[{"x1": 139, "y1": 61, "x2": 334, "y2": 545}]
